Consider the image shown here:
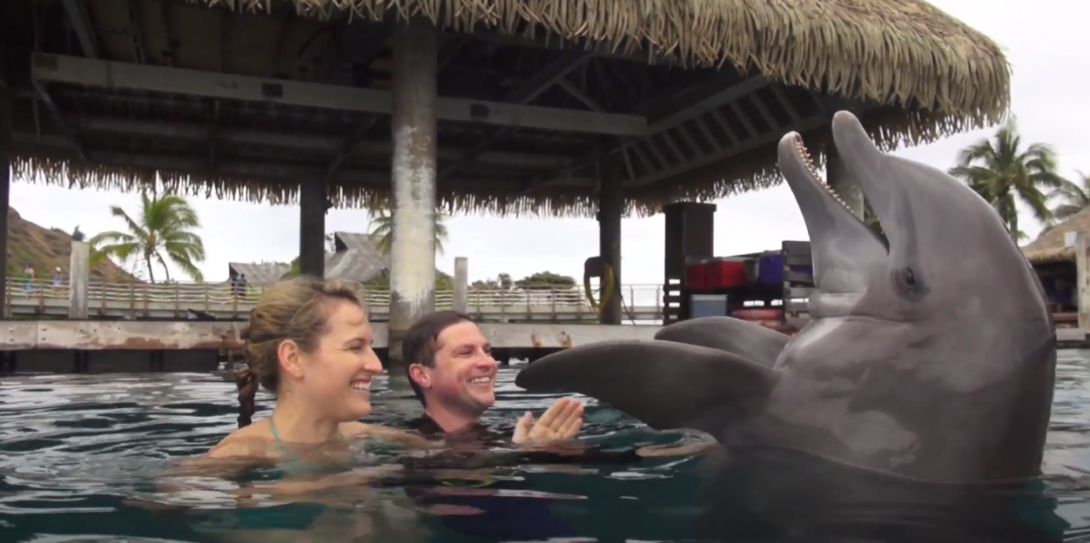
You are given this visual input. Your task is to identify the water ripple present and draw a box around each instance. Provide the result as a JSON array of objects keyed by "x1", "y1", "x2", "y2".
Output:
[{"x1": 0, "y1": 352, "x2": 1088, "y2": 542}]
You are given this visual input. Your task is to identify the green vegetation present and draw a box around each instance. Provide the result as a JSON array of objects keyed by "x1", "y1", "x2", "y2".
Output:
[
  {"x1": 1046, "y1": 171, "x2": 1090, "y2": 224},
  {"x1": 948, "y1": 118, "x2": 1064, "y2": 241},
  {"x1": 88, "y1": 192, "x2": 206, "y2": 282},
  {"x1": 5, "y1": 208, "x2": 134, "y2": 281},
  {"x1": 473, "y1": 271, "x2": 577, "y2": 290},
  {"x1": 367, "y1": 208, "x2": 450, "y2": 256}
]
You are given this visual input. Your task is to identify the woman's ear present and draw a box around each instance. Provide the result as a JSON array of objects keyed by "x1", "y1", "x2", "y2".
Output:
[
  {"x1": 408, "y1": 363, "x2": 431, "y2": 390},
  {"x1": 277, "y1": 340, "x2": 306, "y2": 380}
]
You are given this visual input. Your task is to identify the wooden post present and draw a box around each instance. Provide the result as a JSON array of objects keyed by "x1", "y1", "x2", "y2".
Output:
[
  {"x1": 387, "y1": 17, "x2": 439, "y2": 367},
  {"x1": 453, "y1": 256, "x2": 468, "y2": 313},
  {"x1": 68, "y1": 241, "x2": 90, "y2": 319},
  {"x1": 1076, "y1": 231, "x2": 1090, "y2": 332},
  {"x1": 598, "y1": 153, "x2": 623, "y2": 325},
  {"x1": 825, "y1": 139, "x2": 865, "y2": 220},
  {"x1": 299, "y1": 179, "x2": 326, "y2": 278}
]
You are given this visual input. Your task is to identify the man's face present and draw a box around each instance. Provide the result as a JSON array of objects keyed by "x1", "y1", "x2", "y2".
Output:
[{"x1": 418, "y1": 321, "x2": 498, "y2": 417}]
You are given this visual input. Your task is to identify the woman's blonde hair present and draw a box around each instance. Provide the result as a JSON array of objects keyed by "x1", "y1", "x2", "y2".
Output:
[{"x1": 235, "y1": 276, "x2": 366, "y2": 427}]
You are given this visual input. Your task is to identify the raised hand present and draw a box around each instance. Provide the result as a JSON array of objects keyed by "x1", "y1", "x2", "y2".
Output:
[{"x1": 512, "y1": 397, "x2": 584, "y2": 446}]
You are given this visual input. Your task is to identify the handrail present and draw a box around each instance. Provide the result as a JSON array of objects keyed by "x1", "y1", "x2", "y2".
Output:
[{"x1": 5, "y1": 278, "x2": 665, "y2": 313}]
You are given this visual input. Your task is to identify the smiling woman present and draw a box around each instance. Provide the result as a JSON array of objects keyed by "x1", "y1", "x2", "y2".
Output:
[{"x1": 208, "y1": 276, "x2": 425, "y2": 464}]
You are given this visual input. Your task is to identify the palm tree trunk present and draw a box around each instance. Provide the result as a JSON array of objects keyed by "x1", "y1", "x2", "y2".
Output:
[{"x1": 144, "y1": 254, "x2": 156, "y2": 283}]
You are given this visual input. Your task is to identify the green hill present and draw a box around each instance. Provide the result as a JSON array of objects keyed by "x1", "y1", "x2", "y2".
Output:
[{"x1": 7, "y1": 207, "x2": 137, "y2": 282}]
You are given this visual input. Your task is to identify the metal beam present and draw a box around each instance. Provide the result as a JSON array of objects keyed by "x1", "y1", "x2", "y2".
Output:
[
  {"x1": 69, "y1": 116, "x2": 574, "y2": 168},
  {"x1": 61, "y1": 0, "x2": 99, "y2": 59},
  {"x1": 31, "y1": 54, "x2": 647, "y2": 137}
]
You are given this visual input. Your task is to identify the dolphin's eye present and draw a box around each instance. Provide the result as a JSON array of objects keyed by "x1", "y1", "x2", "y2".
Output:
[{"x1": 903, "y1": 267, "x2": 917, "y2": 286}]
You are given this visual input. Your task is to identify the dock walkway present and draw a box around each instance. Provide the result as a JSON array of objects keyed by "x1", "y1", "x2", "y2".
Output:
[{"x1": 6, "y1": 279, "x2": 665, "y2": 322}]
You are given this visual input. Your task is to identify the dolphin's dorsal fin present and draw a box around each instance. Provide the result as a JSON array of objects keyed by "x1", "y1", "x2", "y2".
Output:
[
  {"x1": 654, "y1": 316, "x2": 790, "y2": 367},
  {"x1": 515, "y1": 340, "x2": 780, "y2": 437}
]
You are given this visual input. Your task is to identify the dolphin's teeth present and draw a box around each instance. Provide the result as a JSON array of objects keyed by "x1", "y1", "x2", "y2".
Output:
[{"x1": 792, "y1": 133, "x2": 855, "y2": 214}]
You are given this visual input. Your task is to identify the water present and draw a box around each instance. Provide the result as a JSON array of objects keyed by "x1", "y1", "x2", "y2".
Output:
[{"x1": 0, "y1": 352, "x2": 1087, "y2": 542}]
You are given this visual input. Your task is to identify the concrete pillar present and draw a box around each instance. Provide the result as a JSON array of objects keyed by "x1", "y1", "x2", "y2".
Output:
[
  {"x1": 453, "y1": 257, "x2": 468, "y2": 313},
  {"x1": 825, "y1": 140, "x2": 865, "y2": 221},
  {"x1": 0, "y1": 62, "x2": 10, "y2": 316},
  {"x1": 598, "y1": 155, "x2": 624, "y2": 325},
  {"x1": 387, "y1": 18, "x2": 438, "y2": 366},
  {"x1": 69, "y1": 241, "x2": 89, "y2": 319},
  {"x1": 298, "y1": 179, "x2": 326, "y2": 278},
  {"x1": 1076, "y1": 232, "x2": 1090, "y2": 332}
]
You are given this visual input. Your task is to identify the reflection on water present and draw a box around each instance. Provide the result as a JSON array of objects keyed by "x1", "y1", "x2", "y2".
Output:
[{"x1": 0, "y1": 351, "x2": 1087, "y2": 542}]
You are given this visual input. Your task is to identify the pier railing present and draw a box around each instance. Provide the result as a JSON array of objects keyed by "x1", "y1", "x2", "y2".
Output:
[{"x1": 5, "y1": 278, "x2": 665, "y2": 320}]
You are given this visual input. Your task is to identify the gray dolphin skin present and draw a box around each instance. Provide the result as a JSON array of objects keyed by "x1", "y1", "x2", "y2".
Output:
[{"x1": 516, "y1": 110, "x2": 1057, "y2": 485}]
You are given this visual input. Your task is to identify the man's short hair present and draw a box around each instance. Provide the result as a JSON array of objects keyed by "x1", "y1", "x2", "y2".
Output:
[{"x1": 403, "y1": 310, "x2": 473, "y2": 407}]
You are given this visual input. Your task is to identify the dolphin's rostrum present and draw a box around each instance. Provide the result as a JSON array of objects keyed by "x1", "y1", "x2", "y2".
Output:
[{"x1": 516, "y1": 111, "x2": 1057, "y2": 486}]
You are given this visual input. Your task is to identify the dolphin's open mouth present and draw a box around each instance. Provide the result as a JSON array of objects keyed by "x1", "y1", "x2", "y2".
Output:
[
  {"x1": 777, "y1": 124, "x2": 889, "y2": 296},
  {"x1": 787, "y1": 134, "x2": 855, "y2": 214}
]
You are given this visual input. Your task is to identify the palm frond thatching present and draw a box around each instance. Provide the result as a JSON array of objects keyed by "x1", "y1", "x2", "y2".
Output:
[
  {"x1": 201, "y1": 0, "x2": 1010, "y2": 126},
  {"x1": 1021, "y1": 206, "x2": 1090, "y2": 264},
  {"x1": 10, "y1": 0, "x2": 1011, "y2": 218}
]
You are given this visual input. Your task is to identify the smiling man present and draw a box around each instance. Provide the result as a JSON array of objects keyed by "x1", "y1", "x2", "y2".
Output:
[{"x1": 403, "y1": 310, "x2": 584, "y2": 444}]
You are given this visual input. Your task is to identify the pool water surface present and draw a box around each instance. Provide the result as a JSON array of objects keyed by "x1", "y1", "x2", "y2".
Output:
[{"x1": 1, "y1": 352, "x2": 1089, "y2": 542}]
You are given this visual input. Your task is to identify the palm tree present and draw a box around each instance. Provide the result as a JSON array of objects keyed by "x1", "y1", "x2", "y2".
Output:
[
  {"x1": 1047, "y1": 171, "x2": 1090, "y2": 224},
  {"x1": 89, "y1": 192, "x2": 206, "y2": 282},
  {"x1": 947, "y1": 118, "x2": 1065, "y2": 241},
  {"x1": 367, "y1": 208, "x2": 449, "y2": 256}
]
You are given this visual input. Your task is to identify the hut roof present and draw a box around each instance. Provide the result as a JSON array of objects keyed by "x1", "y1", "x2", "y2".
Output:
[
  {"x1": 8, "y1": 0, "x2": 1010, "y2": 217},
  {"x1": 228, "y1": 262, "x2": 291, "y2": 286},
  {"x1": 1021, "y1": 208, "x2": 1090, "y2": 264},
  {"x1": 229, "y1": 231, "x2": 389, "y2": 286}
]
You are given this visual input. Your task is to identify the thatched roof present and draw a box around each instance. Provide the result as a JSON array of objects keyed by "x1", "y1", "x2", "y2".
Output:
[
  {"x1": 8, "y1": 0, "x2": 1010, "y2": 217},
  {"x1": 228, "y1": 231, "x2": 389, "y2": 286},
  {"x1": 227, "y1": 262, "x2": 290, "y2": 286},
  {"x1": 1021, "y1": 208, "x2": 1090, "y2": 264}
]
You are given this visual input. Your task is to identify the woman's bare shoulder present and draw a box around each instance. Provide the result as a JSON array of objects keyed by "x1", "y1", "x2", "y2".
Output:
[{"x1": 208, "y1": 422, "x2": 274, "y2": 459}]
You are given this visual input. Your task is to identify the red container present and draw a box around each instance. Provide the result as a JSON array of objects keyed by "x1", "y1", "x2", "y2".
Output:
[
  {"x1": 705, "y1": 258, "x2": 749, "y2": 289},
  {"x1": 686, "y1": 262, "x2": 707, "y2": 289}
]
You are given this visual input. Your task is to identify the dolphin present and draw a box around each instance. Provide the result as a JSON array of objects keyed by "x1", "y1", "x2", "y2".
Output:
[{"x1": 516, "y1": 110, "x2": 1056, "y2": 486}]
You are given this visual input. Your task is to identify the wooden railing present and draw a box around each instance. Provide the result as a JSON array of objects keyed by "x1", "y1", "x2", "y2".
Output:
[{"x1": 4, "y1": 278, "x2": 666, "y2": 318}]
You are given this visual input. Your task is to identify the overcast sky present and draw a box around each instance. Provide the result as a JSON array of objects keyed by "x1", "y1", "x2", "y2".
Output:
[{"x1": 10, "y1": 0, "x2": 1090, "y2": 290}]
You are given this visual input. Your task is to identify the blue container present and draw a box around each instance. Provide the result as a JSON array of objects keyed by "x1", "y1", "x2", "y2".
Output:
[
  {"x1": 757, "y1": 253, "x2": 784, "y2": 284},
  {"x1": 757, "y1": 252, "x2": 812, "y2": 285}
]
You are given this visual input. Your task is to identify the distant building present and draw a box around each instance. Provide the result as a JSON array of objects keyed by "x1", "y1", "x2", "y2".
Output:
[{"x1": 228, "y1": 232, "x2": 389, "y2": 288}]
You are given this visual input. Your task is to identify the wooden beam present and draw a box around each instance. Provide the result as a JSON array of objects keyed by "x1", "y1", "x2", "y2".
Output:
[
  {"x1": 67, "y1": 117, "x2": 574, "y2": 168},
  {"x1": 458, "y1": 29, "x2": 681, "y2": 67},
  {"x1": 505, "y1": 50, "x2": 593, "y2": 104},
  {"x1": 440, "y1": 50, "x2": 593, "y2": 180},
  {"x1": 632, "y1": 107, "x2": 874, "y2": 188},
  {"x1": 61, "y1": 0, "x2": 99, "y2": 59},
  {"x1": 31, "y1": 53, "x2": 647, "y2": 137},
  {"x1": 122, "y1": 0, "x2": 147, "y2": 64},
  {"x1": 557, "y1": 78, "x2": 603, "y2": 111},
  {"x1": 646, "y1": 77, "x2": 770, "y2": 134}
]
